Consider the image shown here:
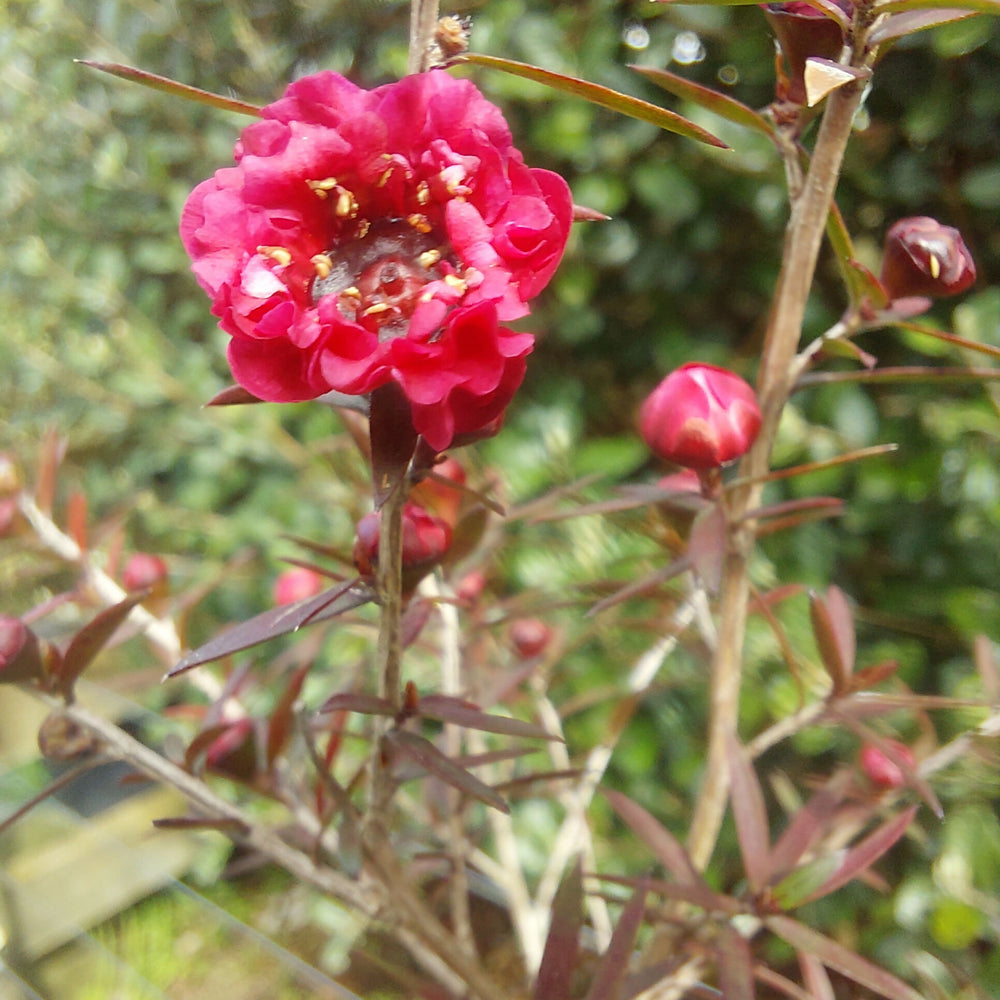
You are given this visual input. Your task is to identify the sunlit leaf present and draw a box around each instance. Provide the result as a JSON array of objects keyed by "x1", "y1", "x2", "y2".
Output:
[
  {"x1": 630, "y1": 64, "x2": 772, "y2": 136},
  {"x1": 76, "y1": 60, "x2": 263, "y2": 116},
  {"x1": 766, "y1": 916, "x2": 923, "y2": 1000},
  {"x1": 458, "y1": 54, "x2": 729, "y2": 149},
  {"x1": 168, "y1": 582, "x2": 375, "y2": 676},
  {"x1": 870, "y1": 8, "x2": 979, "y2": 42},
  {"x1": 877, "y1": 0, "x2": 997, "y2": 14},
  {"x1": 57, "y1": 590, "x2": 151, "y2": 696}
]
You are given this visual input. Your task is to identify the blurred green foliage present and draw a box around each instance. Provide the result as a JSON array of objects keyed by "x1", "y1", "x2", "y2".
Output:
[{"x1": 3, "y1": 0, "x2": 999, "y2": 996}]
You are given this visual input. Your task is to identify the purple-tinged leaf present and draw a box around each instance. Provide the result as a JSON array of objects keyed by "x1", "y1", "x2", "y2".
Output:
[
  {"x1": 655, "y1": 0, "x2": 790, "y2": 6},
  {"x1": 744, "y1": 497, "x2": 845, "y2": 526},
  {"x1": 266, "y1": 662, "x2": 312, "y2": 767},
  {"x1": 754, "y1": 963, "x2": 815, "y2": 1000},
  {"x1": 602, "y1": 789, "x2": 702, "y2": 886},
  {"x1": 726, "y1": 734, "x2": 772, "y2": 892},
  {"x1": 385, "y1": 730, "x2": 509, "y2": 813},
  {"x1": 809, "y1": 587, "x2": 854, "y2": 694},
  {"x1": 167, "y1": 582, "x2": 375, "y2": 677},
  {"x1": 630, "y1": 64, "x2": 772, "y2": 136},
  {"x1": 453, "y1": 747, "x2": 541, "y2": 769},
  {"x1": 801, "y1": 805, "x2": 919, "y2": 904},
  {"x1": 418, "y1": 693, "x2": 559, "y2": 741},
  {"x1": 753, "y1": 501, "x2": 845, "y2": 537},
  {"x1": 689, "y1": 504, "x2": 726, "y2": 593},
  {"x1": 799, "y1": 951, "x2": 836, "y2": 1000},
  {"x1": 76, "y1": 60, "x2": 263, "y2": 116},
  {"x1": 535, "y1": 860, "x2": 584, "y2": 1000},
  {"x1": 885, "y1": 320, "x2": 1000, "y2": 361},
  {"x1": 152, "y1": 815, "x2": 250, "y2": 834},
  {"x1": 587, "y1": 555, "x2": 690, "y2": 616},
  {"x1": 369, "y1": 382, "x2": 418, "y2": 509},
  {"x1": 871, "y1": 8, "x2": 977, "y2": 41},
  {"x1": 766, "y1": 915, "x2": 923, "y2": 1000},
  {"x1": 494, "y1": 769, "x2": 582, "y2": 796},
  {"x1": 319, "y1": 692, "x2": 395, "y2": 716},
  {"x1": 57, "y1": 590, "x2": 151, "y2": 697},
  {"x1": 769, "y1": 778, "x2": 847, "y2": 882},
  {"x1": 573, "y1": 203, "x2": 611, "y2": 222},
  {"x1": 459, "y1": 54, "x2": 729, "y2": 149},
  {"x1": 817, "y1": 334, "x2": 878, "y2": 369},
  {"x1": 750, "y1": 443, "x2": 898, "y2": 487},
  {"x1": 583, "y1": 879, "x2": 649, "y2": 1000},
  {"x1": 185, "y1": 723, "x2": 240, "y2": 772},
  {"x1": 717, "y1": 925, "x2": 756, "y2": 1000},
  {"x1": 205, "y1": 384, "x2": 263, "y2": 406},
  {"x1": 597, "y1": 873, "x2": 740, "y2": 915},
  {"x1": 849, "y1": 658, "x2": 900, "y2": 691}
]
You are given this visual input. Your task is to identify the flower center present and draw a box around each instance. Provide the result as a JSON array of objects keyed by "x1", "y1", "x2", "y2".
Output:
[{"x1": 311, "y1": 219, "x2": 452, "y2": 340}]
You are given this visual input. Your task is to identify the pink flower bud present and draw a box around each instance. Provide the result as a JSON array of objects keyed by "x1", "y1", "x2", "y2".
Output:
[
  {"x1": 122, "y1": 553, "x2": 169, "y2": 592},
  {"x1": 0, "y1": 616, "x2": 45, "y2": 684},
  {"x1": 639, "y1": 363, "x2": 762, "y2": 470},
  {"x1": 880, "y1": 217, "x2": 976, "y2": 301},
  {"x1": 509, "y1": 618, "x2": 553, "y2": 659},
  {"x1": 860, "y1": 740, "x2": 915, "y2": 790},
  {"x1": 353, "y1": 503, "x2": 452, "y2": 587},
  {"x1": 273, "y1": 567, "x2": 325, "y2": 605},
  {"x1": 456, "y1": 570, "x2": 488, "y2": 606}
]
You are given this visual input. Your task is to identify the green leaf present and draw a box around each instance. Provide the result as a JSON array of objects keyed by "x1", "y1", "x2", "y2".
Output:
[
  {"x1": 631, "y1": 64, "x2": 773, "y2": 136},
  {"x1": 458, "y1": 54, "x2": 729, "y2": 149},
  {"x1": 76, "y1": 61, "x2": 263, "y2": 117}
]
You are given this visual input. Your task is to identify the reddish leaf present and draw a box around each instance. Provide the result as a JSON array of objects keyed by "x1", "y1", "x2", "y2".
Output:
[
  {"x1": 266, "y1": 662, "x2": 312, "y2": 767},
  {"x1": 630, "y1": 64, "x2": 772, "y2": 136},
  {"x1": 319, "y1": 692, "x2": 396, "y2": 716},
  {"x1": 66, "y1": 491, "x2": 88, "y2": 550},
  {"x1": 717, "y1": 925, "x2": 756, "y2": 1000},
  {"x1": 385, "y1": 730, "x2": 509, "y2": 813},
  {"x1": 799, "y1": 951, "x2": 836, "y2": 1000},
  {"x1": 57, "y1": 590, "x2": 151, "y2": 697},
  {"x1": 417, "y1": 693, "x2": 559, "y2": 741},
  {"x1": 587, "y1": 555, "x2": 690, "y2": 616},
  {"x1": 766, "y1": 915, "x2": 923, "y2": 1000},
  {"x1": 887, "y1": 321, "x2": 1000, "y2": 361},
  {"x1": 802, "y1": 805, "x2": 919, "y2": 904},
  {"x1": 459, "y1": 54, "x2": 729, "y2": 149},
  {"x1": 35, "y1": 428, "x2": 66, "y2": 515},
  {"x1": 597, "y1": 873, "x2": 739, "y2": 915},
  {"x1": 726, "y1": 734, "x2": 772, "y2": 892},
  {"x1": 584, "y1": 879, "x2": 649, "y2": 1000},
  {"x1": 369, "y1": 382, "x2": 417, "y2": 509},
  {"x1": 535, "y1": 860, "x2": 584, "y2": 1000},
  {"x1": 205, "y1": 384, "x2": 264, "y2": 406},
  {"x1": 184, "y1": 723, "x2": 239, "y2": 772},
  {"x1": 77, "y1": 60, "x2": 263, "y2": 116},
  {"x1": 602, "y1": 788, "x2": 702, "y2": 886},
  {"x1": 850, "y1": 659, "x2": 900, "y2": 690},
  {"x1": 809, "y1": 586, "x2": 855, "y2": 694},
  {"x1": 768, "y1": 779, "x2": 845, "y2": 883},
  {"x1": 168, "y1": 582, "x2": 375, "y2": 676}
]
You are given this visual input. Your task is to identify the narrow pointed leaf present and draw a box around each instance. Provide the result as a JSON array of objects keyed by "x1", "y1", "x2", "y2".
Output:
[
  {"x1": 630, "y1": 64, "x2": 772, "y2": 135},
  {"x1": 535, "y1": 860, "x2": 584, "y2": 1000},
  {"x1": 319, "y1": 692, "x2": 395, "y2": 716},
  {"x1": 886, "y1": 321, "x2": 1000, "y2": 361},
  {"x1": 689, "y1": 504, "x2": 726, "y2": 593},
  {"x1": 417, "y1": 693, "x2": 559, "y2": 740},
  {"x1": 878, "y1": 0, "x2": 996, "y2": 13},
  {"x1": 802, "y1": 805, "x2": 919, "y2": 903},
  {"x1": 597, "y1": 873, "x2": 740, "y2": 915},
  {"x1": 266, "y1": 662, "x2": 312, "y2": 767},
  {"x1": 797, "y1": 365, "x2": 1000, "y2": 388},
  {"x1": 588, "y1": 555, "x2": 691, "y2": 616},
  {"x1": 385, "y1": 730, "x2": 509, "y2": 813},
  {"x1": 459, "y1": 54, "x2": 729, "y2": 149},
  {"x1": 772, "y1": 851, "x2": 845, "y2": 910},
  {"x1": 152, "y1": 815, "x2": 250, "y2": 833},
  {"x1": 799, "y1": 952, "x2": 836, "y2": 1000},
  {"x1": 205, "y1": 384, "x2": 264, "y2": 406},
  {"x1": 584, "y1": 878, "x2": 649, "y2": 1000},
  {"x1": 717, "y1": 925, "x2": 756, "y2": 1000},
  {"x1": 810, "y1": 587, "x2": 853, "y2": 694},
  {"x1": 769, "y1": 777, "x2": 848, "y2": 882},
  {"x1": 726, "y1": 734, "x2": 772, "y2": 891},
  {"x1": 974, "y1": 634, "x2": 999, "y2": 701},
  {"x1": 766, "y1": 916, "x2": 923, "y2": 1000},
  {"x1": 57, "y1": 590, "x2": 151, "y2": 696},
  {"x1": 77, "y1": 61, "x2": 263, "y2": 116},
  {"x1": 871, "y1": 8, "x2": 978, "y2": 41},
  {"x1": 168, "y1": 582, "x2": 375, "y2": 676},
  {"x1": 602, "y1": 788, "x2": 702, "y2": 886}
]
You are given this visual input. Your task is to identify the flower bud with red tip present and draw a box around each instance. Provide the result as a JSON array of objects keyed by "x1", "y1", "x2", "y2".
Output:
[
  {"x1": 0, "y1": 616, "x2": 46, "y2": 685},
  {"x1": 123, "y1": 552, "x2": 169, "y2": 592},
  {"x1": 353, "y1": 502, "x2": 452, "y2": 590},
  {"x1": 509, "y1": 618, "x2": 553, "y2": 659},
  {"x1": 880, "y1": 217, "x2": 976, "y2": 301},
  {"x1": 640, "y1": 363, "x2": 762, "y2": 470},
  {"x1": 860, "y1": 740, "x2": 915, "y2": 790},
  {"x1": 273, "y1": 567, "x2": 325, "y2": 606}
]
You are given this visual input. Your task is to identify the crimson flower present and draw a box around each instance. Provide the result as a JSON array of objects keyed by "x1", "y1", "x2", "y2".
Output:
[
  {"x1": 880, "y1": 217, "x2": 976, "y2": 302},
  {"x1": 181, "y1": 70, "x2": 572, "y2": 450},
  {"x1": 640, "y1": 363, "x2": 762, "y2": 470}
]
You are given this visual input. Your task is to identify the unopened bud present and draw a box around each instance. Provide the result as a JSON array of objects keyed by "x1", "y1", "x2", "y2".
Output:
[
  {"x1": 273, "y1": 567, "x2": 325, "y2": 605},
  {"x1": 880, "y1": 217, "x2": 976, "y2": 301},
  {"x1": 353, "y1": 503, "x2": 452, "y2": 588},
  {"x1": 509, "y1": 618, "x2": 553, "y2": 659},
  {"x1": 0, "y1": 616, "x2": 45, "y2": 684},
  {"x1": 860, "y1": 740, "x2": 915, "y2": 790}
]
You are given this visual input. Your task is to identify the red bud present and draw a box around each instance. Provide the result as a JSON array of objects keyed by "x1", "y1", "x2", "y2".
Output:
[
  {"x1": 860, "y1": 740, "x2": 915, "y2": 790},
  {"x1": 881, "y1": 217, "x2": 976, "y2": 301},
  {"x1": 273, "y1": 566, "x2": 325, "y2": 605}
]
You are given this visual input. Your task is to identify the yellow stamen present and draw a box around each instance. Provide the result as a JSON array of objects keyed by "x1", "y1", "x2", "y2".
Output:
[
  {"x1": 307, "y1": 178, "x2": 338, "y2": 199},
  {"x1": 335, "y1": 188, "x2": 359, "y2": 219},
  {"x1": 363, "y1": 303, "x2": 392, "y2": 317},
  {"x1": 928, "y1": 253, "x2": 941, "y2": 280},
  {"x1": 340, "y1": 286, "x2": 362, "y2": 301},
  {"x1": 416, "y1": 181, "x2": 431, "y2": 206},
  {"x1": 407, "y1": 213, "x2": 432, "y2": 234},
  {"x1": 311, "y1": 253, "x2": 334, "y2": 279},
  {"x1": 418, "y1": 249, "x2": 442, "y2": 269},
  {"x1": 257, "y1": 246, "x2": 292, "y2": 267},
  {"x1": 354, "y1": 220, "x2": 371, "y2": 240},
  {"x1": 444, "y1": 274, "x2": 468, "y2": 293}
]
